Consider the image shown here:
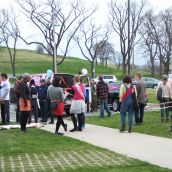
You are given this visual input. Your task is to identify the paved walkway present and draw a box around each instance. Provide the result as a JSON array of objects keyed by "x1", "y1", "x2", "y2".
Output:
[{"x1": 41, "y1": 121, "x2": 172, "y2": 170}]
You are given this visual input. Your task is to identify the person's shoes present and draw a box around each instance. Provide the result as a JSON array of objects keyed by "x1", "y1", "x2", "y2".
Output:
[
  {"x1": 70, "y1": 128, "x2": 78, "y2": 132},
  {"x1": 128, "y1": 127, "x2": 132, "y2": 133},
  {"x1": 39, "y1": 120, "x2": 43, "y2": 123},
  {"x1": 79, "y1": 128, "x2": 82, "y2": 132},
  {"x1": 55, "y1": 132, "x2": 64, "y2": 135},
  {"x1": 161, "y1": 118, "x2": 164, "y2": 122},
  {"x1": 107, "y1": 114, "x2": 112, "y2": 117},
  {"x1": 119, "y1": 127, "x2": 126, "y2": 132},
  {"x1": 64, "y1": 124, "x2": 67, "y2": 132},
  {"x1": 49, "y1": 121, "x2": 54, "y2": 124},
  {"x1": 166, "y1": 118, "x2": 170, "y2": 122},
  {"x1": 0, "y1": 122, "x2": 5, "y2": 125},
  {"x1": 135, "y1": 123, "x2": 139, "y2": 125}
]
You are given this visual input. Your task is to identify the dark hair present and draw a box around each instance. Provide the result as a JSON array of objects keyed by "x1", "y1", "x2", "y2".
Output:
[
  {"x1": 123, "y1": 75, "x2": 132, "y2": 84},
  {"x1": 52, "y1": 76, "x2": 61, "y2": 87},
  {"x1": 30, "y1": 79, "x2": 35, "y2": 85},
  {"x1": 1, "y1": 73, "x2": 8, "y2": 79}
]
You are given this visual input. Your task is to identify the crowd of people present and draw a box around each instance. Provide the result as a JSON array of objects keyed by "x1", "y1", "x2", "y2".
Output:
[{"x1": 0, "y1": 72, "x2": 172, "y2": 134}]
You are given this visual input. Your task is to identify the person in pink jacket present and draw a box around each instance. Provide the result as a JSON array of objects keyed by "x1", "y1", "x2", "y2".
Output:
[{"x1": 70, "y1": 75, "x2": 85, "y2": 132}]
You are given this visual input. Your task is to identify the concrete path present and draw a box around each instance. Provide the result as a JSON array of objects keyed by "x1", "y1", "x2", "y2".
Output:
[{"x1": 41, "y1": 121, "x2": 172, "y2": 170}]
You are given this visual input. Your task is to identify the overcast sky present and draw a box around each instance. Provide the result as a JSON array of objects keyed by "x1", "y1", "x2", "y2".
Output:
[{"x1": 1, "y1": 0, "x2": 172, "y2": 65}]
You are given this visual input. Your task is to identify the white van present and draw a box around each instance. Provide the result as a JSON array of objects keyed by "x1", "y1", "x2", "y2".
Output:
[{"x1": 95, "y1": 75, "x2": 117, "y2": 83}]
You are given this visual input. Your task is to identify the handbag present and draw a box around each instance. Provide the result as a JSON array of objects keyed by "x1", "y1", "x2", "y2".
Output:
[
  {"x1": 50, "y1": 101, "x2": 59, "y2": 109},
  {"x1": 132, "y1": 89, "x2": 139, "y2": 111},
  {"x1": 157, "y1": 87, "x2": 162, "y2": 101}
]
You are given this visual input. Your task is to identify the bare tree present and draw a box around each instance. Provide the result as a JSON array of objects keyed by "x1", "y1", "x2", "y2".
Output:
[
  {"x1": 94, "y1": 41, "x2": 115, "y2": 67},
  {"x1": 146, "y1": 9, "x2": 172, "y2": 75},
  {"x1": 139, "y1": 10, "x2": 158, "y2": 77},
  {"x1": 0, "y1": 9, "x2": 19, "y2": 76},
  {"x1": 16, "y1": 0, "x2": 97, "y2": 72},
  {"x1": 109, "y1": 0, "x2": 145, "y2": 76},
  {"x1": 36, "y1": 44, "x2": 44, "y2": 54},
  {"x1": 74, "y1": 22, "x2": 109, "y2": 79}
]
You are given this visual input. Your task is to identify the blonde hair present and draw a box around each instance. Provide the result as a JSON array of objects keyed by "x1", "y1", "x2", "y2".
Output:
[{"x1": 74, "y1": 75, "x2": 80, "y2": 83}]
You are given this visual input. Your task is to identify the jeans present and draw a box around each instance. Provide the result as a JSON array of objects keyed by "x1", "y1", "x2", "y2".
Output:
[
  {"x1": 91, "y1": 95, "x2": 97, "y2": 112},
  {"x1": 99, "y1": 99, "x2": 111, "y2": 117},
  {"x1": 1, "y1": 100, "x2": 10, "y2": 125},
  {"x1": 134, "y1": 103, "x2": 145, "y2": 124},
  {"x1": 120, "y1": 95, "x2": 133, "y2": 128},
  {"x1": 160, "y1": 98, "x2": 170, "y2": 119}
]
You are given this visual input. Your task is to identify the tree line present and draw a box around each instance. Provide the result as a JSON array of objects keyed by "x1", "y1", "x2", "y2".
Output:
[{"x1": 0, "y1": 0, "x2": 172, "y2": 78}]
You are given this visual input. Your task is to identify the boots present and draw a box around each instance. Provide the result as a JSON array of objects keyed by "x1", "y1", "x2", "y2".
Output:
[
  {"x1": 70, "y1": 114, "x2": 78, "y2": 132},
  {"x1": 128, "y1": 127, "x2": 132, "y2": 133},
  {"x1": 119, "y1": 126, "x2": 126, "y2": 132}
]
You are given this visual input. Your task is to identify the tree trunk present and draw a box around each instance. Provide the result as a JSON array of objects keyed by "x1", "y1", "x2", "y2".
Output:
[
  {"x1": 150, "y1": 54, "x2": 155, "y2": 77},
  {"x1": 122, "y1": 59, "x2": 127, "y2": 77},
  {"x1": 91, "y1": 61, "x2": 95, "y2": 79},
  {"x1": 12, "y1": 62, "x2": 16, "y2": 77}
]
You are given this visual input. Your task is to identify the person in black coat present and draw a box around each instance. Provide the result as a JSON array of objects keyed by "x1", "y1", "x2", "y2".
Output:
[
  {"x1": 29, "y1": 79, "x2": 38, "y2": 123},
  {"x1": 19, "y1": 73, "x2": 31, "y2": 133},
  {"x1": 38, "y1": 79, "x2": 48, "y2": 123}
]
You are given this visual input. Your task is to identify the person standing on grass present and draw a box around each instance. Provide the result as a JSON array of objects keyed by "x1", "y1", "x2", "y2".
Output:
[
  {"x1": 134, "y1": 73, "x2": 147, "y2": 125},
  {"x1": 91, "y1": 80, "x2": 97, "y2": 112},
  {"x1": 0, "y1": 73, "x2": 11, "y2": 125},
  {"x1": 96, "y1": 76, "x2": 111, "y2": 118},
  {"x1": 29, "y1": 79, "x2": 38, "y2": 123},
  {"x1": 119, "y1": 75, "x2": 137, "y2": 133},
  {"x1": 19, "y1": 73, "x2": 31, "y2": 133},
  {"x1": 156, "y1": 75, "x2": 172, "y2": 122},
  {"x1": 38, "y1": 79, "x2": 48, "y2": 124},
  {"x1": 70, "y1": 75, "x2": 85, "y2": 132},
  {"x1": 14, "y1": 76, "x2": 22, "y2": 124},
  {"x1": 47, "y1": 76, "x2": 67, "y2": 135}
]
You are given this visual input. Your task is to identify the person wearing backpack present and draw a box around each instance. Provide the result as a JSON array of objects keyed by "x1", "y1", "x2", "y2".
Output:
[
  {"x1": 119, "y1": 75, "x2": 137, "y2": 133},
  {"x1": 156, "y1": 75, "x2": 172, "y2": 122}
]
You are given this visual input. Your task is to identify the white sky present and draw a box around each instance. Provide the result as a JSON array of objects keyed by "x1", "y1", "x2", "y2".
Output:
[{"x1": 1, "y1": 0, "x2": 172, "y2": 64}]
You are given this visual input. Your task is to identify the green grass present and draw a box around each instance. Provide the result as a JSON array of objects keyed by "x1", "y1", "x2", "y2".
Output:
[
  {"x1": 0, "y1": 47, "x2": 122, "y2": 78},
  {"x1": 86, "y1": 111, "x2": 172, "y2": 139},
  {"x1": 0, "y1": 128, "x2": 170, "y2": 172},
  {"x1": 147, "y1": 88, "x2": 158, "y2": 104}
]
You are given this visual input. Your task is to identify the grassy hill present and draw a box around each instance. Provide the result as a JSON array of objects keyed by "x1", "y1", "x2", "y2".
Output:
[{"x1": 0, "y1": 47, "x2": 122, "y2": 78}]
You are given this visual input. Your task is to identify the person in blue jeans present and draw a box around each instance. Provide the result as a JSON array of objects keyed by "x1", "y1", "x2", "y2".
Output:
[
  {"x1": 119, "y1": 76, "x2": 137, "y2": 133},
  {"x1": 96, "y1": 76, "x2": 111, "y2": 118}
]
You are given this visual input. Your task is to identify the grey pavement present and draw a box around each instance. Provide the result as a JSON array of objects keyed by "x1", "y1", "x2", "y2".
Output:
[{"x1": 41, "y1": 120, "x2": 172, "y2": 170}]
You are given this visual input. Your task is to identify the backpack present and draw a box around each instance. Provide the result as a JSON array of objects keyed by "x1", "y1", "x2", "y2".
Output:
[{"x1": 157, "y1": 87, "x2": 162, "y2": 101}]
